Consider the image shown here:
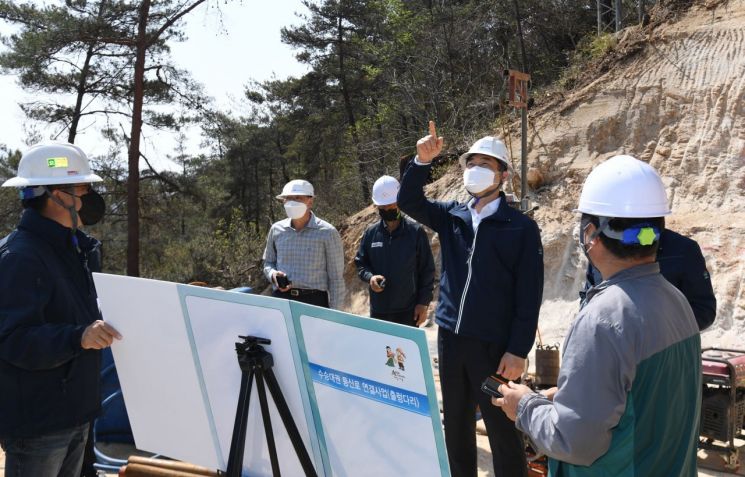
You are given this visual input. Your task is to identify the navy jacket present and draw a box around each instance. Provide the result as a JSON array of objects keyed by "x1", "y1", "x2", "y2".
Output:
[
  {"x1": 584, "y1": 228, "x2": 716, "y2": 330},
  {"x1": 0, "y1": 209, "x2": 103, "y2": 438},
  {"x1": 355, "y1": 217, "x2": 435, "y2": 314},
  {"x1": 398, "y1": 163, "x2": 544, "y2": 357}
]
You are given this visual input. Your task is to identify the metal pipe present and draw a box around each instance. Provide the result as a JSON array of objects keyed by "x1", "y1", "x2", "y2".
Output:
[
  {"x1": 521, "y1": 107, "x2": 528, "y2": 210},
  {"x1": 638, "y1": 0, "x2": 645, "y2": 23},
  {"x1": 615, "y1": 0, "x2": 622, "y2": 31}
]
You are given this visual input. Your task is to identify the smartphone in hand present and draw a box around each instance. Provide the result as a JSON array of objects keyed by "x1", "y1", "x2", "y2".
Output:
[
  {"x1": 481, "y1": 374, "x2": 508, "y2": 399},
  {"x1": 276, "y1": 274, "x2": 291, "y2": 289}
]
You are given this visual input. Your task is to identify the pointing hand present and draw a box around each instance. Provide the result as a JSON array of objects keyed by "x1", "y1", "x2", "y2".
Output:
[{"x1": 415, "y1": 121, "x2": 444, "y2": 164}]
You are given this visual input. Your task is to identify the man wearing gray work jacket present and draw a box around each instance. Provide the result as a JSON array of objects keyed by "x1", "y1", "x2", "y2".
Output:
[
  {"x1": 495, "y1": 155, "x2": 701, "y2": 477},
  {"x1": 263, "y1": 179, "x2": 345, "y2": 309},
  {"x1": 398, "y1": 121, "x2": 544, "y2": 477}
]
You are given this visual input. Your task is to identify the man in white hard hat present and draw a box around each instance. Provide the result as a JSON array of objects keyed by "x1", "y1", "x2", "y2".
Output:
[
  {"x1": 398, "y1": 122, "x2": 544, "y2": 477},
  {"x1": 495, "y1": 155, "x2": 701, "y2": 477},
  {"x1": 355, "y1": 175, "x2": 435, "y2": 326},
  {"x1": 263, "y1": 179, "x2": 345, "y2": 309},
  {"x1": 0, "y1": 142, "x2": 122, "y2": 476}
]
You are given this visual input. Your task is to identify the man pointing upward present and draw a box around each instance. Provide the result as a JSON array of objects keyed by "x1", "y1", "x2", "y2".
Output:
[{"x1": 398, "y1": 121, "x2": 544, "y2": 476}]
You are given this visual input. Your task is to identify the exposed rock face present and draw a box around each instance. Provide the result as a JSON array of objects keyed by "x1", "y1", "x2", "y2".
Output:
[{"x1": 339, "y1": 2, "x2": 744, "y2": 358}]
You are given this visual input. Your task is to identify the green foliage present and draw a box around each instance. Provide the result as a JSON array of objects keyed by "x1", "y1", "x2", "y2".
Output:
[
  {"x1": 559, "y1": 32, "x2": 618, "y2": 89},
  {"x1": 587, "y1": 33, "x2": 618, "y2": 59},
  {"x1": 0, "y1": 0, "x2": 206, "y2": 143},
  {"x1": 0, "y1": 145, "x2": 23, "y2": 236},
  {"x1": 0, "y1": 0, "x2": 600, "y2": 287}
]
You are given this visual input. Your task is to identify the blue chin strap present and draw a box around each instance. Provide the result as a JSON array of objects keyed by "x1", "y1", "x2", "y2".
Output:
[
  {"x1": 597, "y1": 217, "x2": 660, "y2": 246},
  {"x1": 19, "y1": 186, "x2": 46, "y2": 200}
]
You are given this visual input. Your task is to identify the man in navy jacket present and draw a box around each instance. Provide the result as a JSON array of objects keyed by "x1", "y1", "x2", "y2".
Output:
[
  {"x1": 0, "y1": 142, "x2": 121, "y2": 477},
  {"x1": 582, "y1": 227, "x2": 716, "y2": 330},
  {"x1": 399, "y1": 122, "x2": 544, "y2": 477},
  {"x1": 355, "y1": 175, "x2": 435, "y2": 326}
]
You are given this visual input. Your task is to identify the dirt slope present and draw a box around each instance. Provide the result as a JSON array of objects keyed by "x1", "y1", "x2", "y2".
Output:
[{"x1": 339, "y1": 1, "x2": 745, "y2": 357}]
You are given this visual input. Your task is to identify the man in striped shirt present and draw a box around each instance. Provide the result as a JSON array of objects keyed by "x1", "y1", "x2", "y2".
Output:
[{"x1": 262, "y1": 179, "x2": 346, "y2": 309}]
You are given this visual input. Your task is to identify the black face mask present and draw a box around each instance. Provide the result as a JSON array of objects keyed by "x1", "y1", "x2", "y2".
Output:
[
  {"x1": 79, "y1": 190, "x2": 106, "y2": 226},
  {"x1": 378, "y1": 208, "x2": 400, "y2": 222}
]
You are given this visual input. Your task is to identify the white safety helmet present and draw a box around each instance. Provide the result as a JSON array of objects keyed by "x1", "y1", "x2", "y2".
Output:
[
  {"x1": 276, "y1": 179, "x2": 314, "y2": 199},
  {"x1": 2, "y1": 142, "x2": 102, "y2": 188},
  {"x1": 458, "y1": 136, "x2": 511, "y2": 171},
  {"x1": 372, "y1": 175, "x2": 400, "y2": 206},
  {"x1": 576, "y1": 155, "x2": 671, "y2": 218}
]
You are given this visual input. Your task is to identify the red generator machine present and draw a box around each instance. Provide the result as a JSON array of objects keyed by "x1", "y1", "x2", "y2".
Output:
[{"x1": 700, "y1": 348, "x2": 745, "y2": 470}]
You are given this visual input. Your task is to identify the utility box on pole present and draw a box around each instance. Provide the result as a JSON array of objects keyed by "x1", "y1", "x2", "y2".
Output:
[{"x1": 506, "y1": 69, "x2": 530, "y2": 109}]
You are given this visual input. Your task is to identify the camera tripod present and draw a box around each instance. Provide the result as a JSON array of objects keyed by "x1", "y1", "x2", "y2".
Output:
[{"x1": 225, "y1": 336, "x2": 318, "y2": 477}]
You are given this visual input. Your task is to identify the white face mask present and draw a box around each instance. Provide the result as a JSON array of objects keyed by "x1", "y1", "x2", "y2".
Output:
[
  {"x1": 463, "y1": 166, "x2": 496, "y2": 194},
  {"x1": 284, "y1": 200, "x2": 308, "y2": 220}
]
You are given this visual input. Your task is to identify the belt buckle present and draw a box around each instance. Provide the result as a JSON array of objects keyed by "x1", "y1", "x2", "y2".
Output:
[{"x1": 290, "y1": 289, "x2": 300, "y2": 297}]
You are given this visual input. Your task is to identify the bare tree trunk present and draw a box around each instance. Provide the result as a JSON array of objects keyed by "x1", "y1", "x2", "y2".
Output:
[
  {"x1": 252, "y1": 155, "x2": 260, "y2": 232},
  {"x1": 336, "y1": 16, "x2": 370, "y2": 202},
  {"x1": 126, "y1": 0, "x2": 150, "y2": 277},
  {"x1": 69, "y1": 1, "x2": 107, "y2": 143},
  {"x1": 68, "y1": 44, "x2": 95, "y2": 143}
]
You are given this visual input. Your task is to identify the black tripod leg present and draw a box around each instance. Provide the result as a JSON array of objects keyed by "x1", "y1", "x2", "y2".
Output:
[
  {"x1": 264, "y1": 368, "x2": 319, "y2": 477},
  {"x1": 255, "y1": 369, "x2": 282, "y2": 477},
  {"x1": 226, "y1": 368, "x2": 255, "y2": 477}
]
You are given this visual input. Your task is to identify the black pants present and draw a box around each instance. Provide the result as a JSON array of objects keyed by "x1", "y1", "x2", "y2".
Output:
[
  {"x1": 371, "y1": 308, "x2": 416, "y2": 327},
  {"x1": 438, "y1": 328, "x2": 527, "y2": 477},
  {"x1": 272, "y1": 289, "x2": 329, "y2": 308}
]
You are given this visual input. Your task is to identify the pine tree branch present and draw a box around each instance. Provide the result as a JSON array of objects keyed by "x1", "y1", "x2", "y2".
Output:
[{"x1": 147, "y1": 0, "x2": 207, "y2": 47}]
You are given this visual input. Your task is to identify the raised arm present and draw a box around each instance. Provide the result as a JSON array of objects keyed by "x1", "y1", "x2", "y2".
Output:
[{"x1": 398, "y1": 121, "x2": 452, "y2": 233}]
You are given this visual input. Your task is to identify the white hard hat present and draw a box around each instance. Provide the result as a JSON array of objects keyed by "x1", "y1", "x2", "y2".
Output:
[
  {"x1": 372, "y1": 175, "x2": 400, "y2": 206},
  {"x1": 276, "y1": 179, "x2": 314, "y2": 199},
  {"x1": 2, "y1": 141, "x2": 103, "y2": 188},
  {"x1": 576, "y1": 155, "x2": 671, "y2": 218},
  {"x1": 458, "y1": 136, "x2": 511, "y2": 170}
]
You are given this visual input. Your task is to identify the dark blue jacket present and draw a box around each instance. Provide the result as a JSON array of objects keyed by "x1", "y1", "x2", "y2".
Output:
[
  {"x1": 398, "y1": 163, "x2": 544, "y2": 357},
  {"x1": 583, "y1": 228, "x2": 716, "y2": 330},
  {"x1": 0, "y1": 209, "x2": 103, "y2": 438},
  {"x1": 355, "y1": 217, "x2": 435, "y2": 314}
]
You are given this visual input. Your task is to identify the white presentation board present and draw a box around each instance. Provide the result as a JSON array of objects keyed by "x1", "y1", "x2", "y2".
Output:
[{"x1": 94, "y1": 273, "x2": 449, "y2": 476}]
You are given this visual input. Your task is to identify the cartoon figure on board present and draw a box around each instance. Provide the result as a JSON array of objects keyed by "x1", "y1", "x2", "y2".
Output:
[
  {"x1": 396, "y1": 347, "x2": 406, "y2": 371},
  {"x1": 385, "y1": 346, "x2": 395, "y2": 367}
]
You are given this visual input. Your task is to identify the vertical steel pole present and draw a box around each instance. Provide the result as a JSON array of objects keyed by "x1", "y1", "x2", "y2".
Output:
[
  {"x1": 638, "y1": 0, "x2": 645, "y2": 23},
  {"x1": 615, "y1": 0, "x2": 622, "y2": 31},
  {"x1": 521, "y1": 107, "x2": 528, "y2": 210},
  {"x1": 597, "y1": 0, "x2": 603, "y2": 35}
]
